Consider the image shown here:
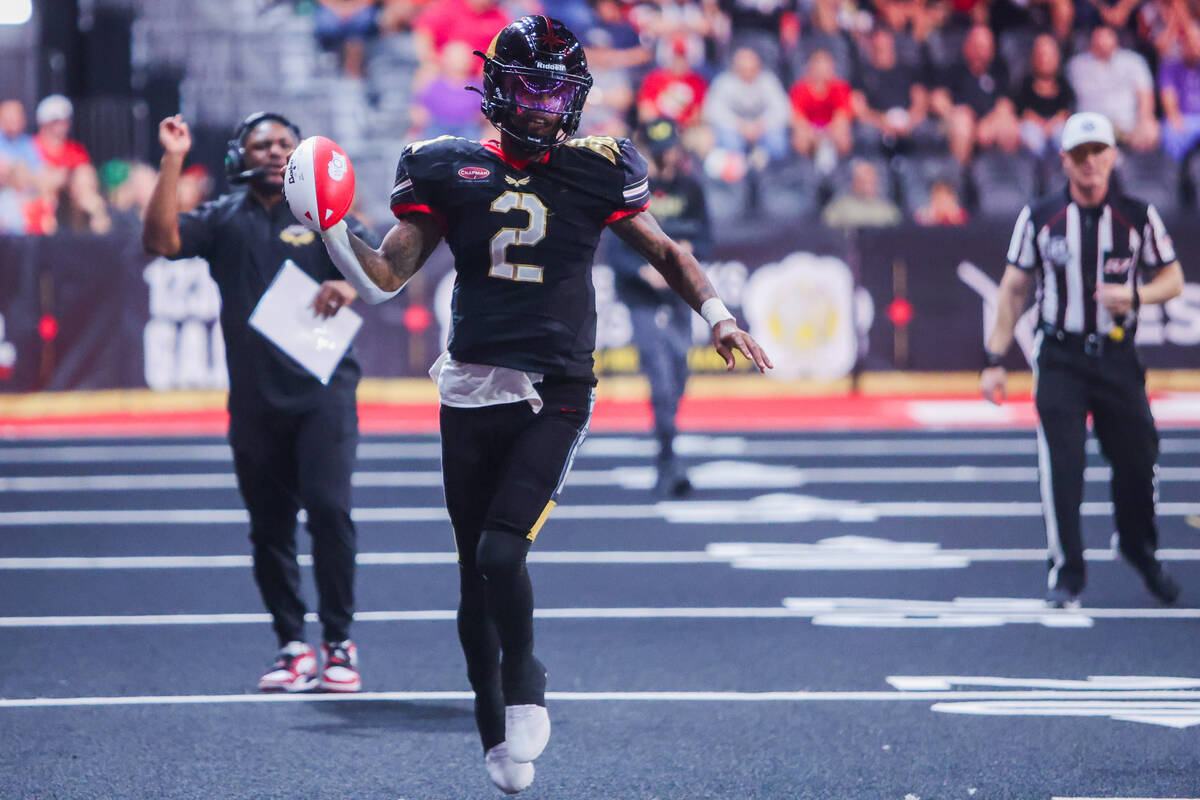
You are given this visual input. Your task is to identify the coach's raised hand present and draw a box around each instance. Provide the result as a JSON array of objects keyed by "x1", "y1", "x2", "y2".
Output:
[{"x1": 159, "y1": 114, "x2": 191, "y2": 157}]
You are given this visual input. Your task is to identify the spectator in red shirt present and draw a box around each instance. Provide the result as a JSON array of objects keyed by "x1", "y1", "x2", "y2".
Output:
[
  {"x1": 33, "y1": 95, "x2": 90, "y2": 171},
  {"x1": 23, "y1": 165, "x2": 67, "y2": 236},
  {"x1": 637, "y1": 38, "x2": 709, "y2": 128},
  {"x1": 789, "y1": 49, "x2": 852, "y2": 163},
  {"x1": 413, "y1": 0, "x2": 510, "y2": 84}
]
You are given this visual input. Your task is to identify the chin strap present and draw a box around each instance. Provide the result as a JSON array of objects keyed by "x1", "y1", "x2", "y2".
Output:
[{"x1": 320, "y1": 221, "x2": 404, "y2": 305}]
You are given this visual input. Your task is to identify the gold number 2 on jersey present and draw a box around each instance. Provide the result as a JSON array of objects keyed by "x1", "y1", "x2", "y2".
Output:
[{"x1": 489, "y1": 191, "x2": 547, "y2": 282}]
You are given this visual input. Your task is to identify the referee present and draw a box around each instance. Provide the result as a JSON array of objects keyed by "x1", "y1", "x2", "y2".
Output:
[{"x1": 981, "y1": 111, "x2": 1185, "y2": 609}]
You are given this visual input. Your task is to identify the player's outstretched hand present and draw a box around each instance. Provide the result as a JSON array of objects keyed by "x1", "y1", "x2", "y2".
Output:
[
  {"x1": 712, "y1": 319, "x2": 773, "y2": 373},
  {"x1": 980, "y1": 365, "x2": 1007, "y2": 405},
  {"x1": 311, "y1": 280, "x2": 357, "y2": 318},
  {"x1": 158, "y1": 115, "x2": 191, "y2": 157}
]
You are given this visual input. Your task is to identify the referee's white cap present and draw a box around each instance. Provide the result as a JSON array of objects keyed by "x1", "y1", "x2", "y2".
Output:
[{"x1": 1061, "y1": 112, "x2": 1116, "y2": 152}]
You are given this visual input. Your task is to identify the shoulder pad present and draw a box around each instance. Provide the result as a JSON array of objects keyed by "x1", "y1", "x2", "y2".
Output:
[
  {"x1": 402, "y1": 136, "x2": 479, "y2": 170},
  {"x1": 562, "y1": 136, "x2": 623, "y2": 166}
]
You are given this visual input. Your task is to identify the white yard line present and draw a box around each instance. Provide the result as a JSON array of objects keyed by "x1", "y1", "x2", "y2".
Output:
[
  {"x1": 5, "y1": 604, "x2": 1200, "y2": 628},
  {"x1": 3, "y1": 547, "x2": 1200, "y2": 570},
  {"x1": 5, "y1": 501, "x2": 1200, "y2": 526},
  {"x1": 3, "y1": 688, "x2": 1199, "y2": 710},
  {"x1": 3, "y1": 465, "x2": 1199, "y2": 493},
  {"x1": 1, "y1": 435, "x2": 1198, "y2": 464}
]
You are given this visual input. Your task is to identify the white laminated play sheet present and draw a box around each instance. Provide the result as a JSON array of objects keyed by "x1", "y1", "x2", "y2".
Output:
[{"x1": 248, "y1": 259, "x2": 362, "y2": 384}]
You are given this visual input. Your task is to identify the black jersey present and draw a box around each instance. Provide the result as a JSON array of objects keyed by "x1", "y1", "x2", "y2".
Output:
[{"x1": 390, "y1": 135, "x2": 650, "y2": 379}]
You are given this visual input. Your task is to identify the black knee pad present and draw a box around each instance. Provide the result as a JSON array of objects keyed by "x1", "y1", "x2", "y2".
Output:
[{"x1": 475, "y1": 530, "x2": 531, "y2": 581}]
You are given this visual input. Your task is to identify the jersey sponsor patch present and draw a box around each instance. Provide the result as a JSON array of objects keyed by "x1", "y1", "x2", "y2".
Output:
[{"x1": 458, "y1": 166, "x2": 491, "y2": 181}]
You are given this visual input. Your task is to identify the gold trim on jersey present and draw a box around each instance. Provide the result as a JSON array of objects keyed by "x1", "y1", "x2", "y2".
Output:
[
  {"x1": 526, "y1": 500, "x2": 557, "y2": 542},
  {"x1": 563, "y1": 136, "x2": 620, "y2": 165}
]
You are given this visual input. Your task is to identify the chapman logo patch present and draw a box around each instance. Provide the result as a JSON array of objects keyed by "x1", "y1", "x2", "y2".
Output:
[{"x1": 458, "y1": 166, "x2": 491, "y2": 180}]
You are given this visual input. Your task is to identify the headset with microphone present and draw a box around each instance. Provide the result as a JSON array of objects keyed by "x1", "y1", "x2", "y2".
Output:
[{"x1": 224, "y1": 111, "x2": 301, "y2": 184}]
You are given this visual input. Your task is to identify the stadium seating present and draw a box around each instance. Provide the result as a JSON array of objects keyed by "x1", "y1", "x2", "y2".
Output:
[
  {"x1": 893, "y1": 154, "x2": 962, "y2": 217},
  {"x1": 968, "y1": 149, "x2": 1038, "y2": 218},
  {"x1": 1115, "y1": 149, "x2": 1183, "y2": 215},
  {"x1": 756, "y1": 156, "x2": 822, "y2": 221}
]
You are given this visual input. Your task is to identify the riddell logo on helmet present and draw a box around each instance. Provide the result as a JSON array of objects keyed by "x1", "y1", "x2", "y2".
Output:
[
  {"x1": 458, "y1": 166, "x2": 491, "y2": 180},
  {"x1": 536, "y1": 62, "x2": 567, "y2": 71}
]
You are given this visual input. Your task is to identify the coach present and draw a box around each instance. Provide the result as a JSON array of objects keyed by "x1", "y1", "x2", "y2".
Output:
[
  {"x1": 144, "y1": 113, "x2": 367, "y2": 692},
  {"x1": 981, "y1": 111, "x2": 1185, "y2": 609}
]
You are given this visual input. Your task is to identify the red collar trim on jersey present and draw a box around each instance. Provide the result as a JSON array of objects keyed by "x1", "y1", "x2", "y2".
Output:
[{"x1": 482, "y1": 139, "x2": 549, "y2": 170}]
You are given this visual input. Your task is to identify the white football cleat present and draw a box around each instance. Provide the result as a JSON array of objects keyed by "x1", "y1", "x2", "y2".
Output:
[
  {"x1": 485, "y1": 742, "x2": 534, "y2": 794},
  {"x1": 505, "y1": 704, "x2": 550, "y2": 763}
]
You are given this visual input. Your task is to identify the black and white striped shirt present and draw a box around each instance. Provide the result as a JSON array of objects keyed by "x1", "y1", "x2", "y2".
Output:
[{"x1": 1006, "y1": 187, "x2": 1176, "y2": 336}]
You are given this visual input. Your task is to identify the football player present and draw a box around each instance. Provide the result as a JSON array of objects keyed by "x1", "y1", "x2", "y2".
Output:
[{"x1": 318, "y1": 15, "x2": 771, "y2": 794}]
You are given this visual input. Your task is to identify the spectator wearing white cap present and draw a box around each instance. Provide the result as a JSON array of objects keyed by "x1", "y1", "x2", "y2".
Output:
[{"x1": 32, "y1": 94, "x2": 90, "y2": 171}]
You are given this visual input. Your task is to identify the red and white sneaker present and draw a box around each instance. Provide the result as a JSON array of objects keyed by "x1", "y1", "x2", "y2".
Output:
[
  {"x1": 319, "y1": 640, "x2": 361, "y2": 693},
  {"x1": 257, "y1": 641, "x2": 318, "y2": 693}
]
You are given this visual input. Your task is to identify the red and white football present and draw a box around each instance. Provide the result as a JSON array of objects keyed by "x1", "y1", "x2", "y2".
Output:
[{"x1": 284, "y1": 135, "x2": 355, "y2": 232}]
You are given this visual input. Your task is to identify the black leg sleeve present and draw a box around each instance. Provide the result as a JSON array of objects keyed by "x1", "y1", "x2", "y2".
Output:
[
  {"x1": 458, "y1": 563, "x2": 505, "y2": 751},
  {"x1": 441, "y1": 403, "x2": 525, "y2": 749},
  {"x1": 476, "y1": 530, "x2": 545, "y2": 707}
]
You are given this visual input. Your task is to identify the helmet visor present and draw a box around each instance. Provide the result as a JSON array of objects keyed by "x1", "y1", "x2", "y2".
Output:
[{"x1": 501, "y1": 71, "x2": 584, "y2": 116}]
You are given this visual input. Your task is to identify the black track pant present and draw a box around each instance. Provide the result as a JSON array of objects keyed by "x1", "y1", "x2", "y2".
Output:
[
  {"x1": 440, "y1": 378, "x2": 593, "y2": 751},
  {"x1": 230, "y1": 399, "x2": 358, "y2": 647},
  {"x1": 1033, "y1": 332, "x2": 1161, "y2": 594}
]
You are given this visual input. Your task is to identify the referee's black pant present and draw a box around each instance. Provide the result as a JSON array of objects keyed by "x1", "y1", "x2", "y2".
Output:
[
  {"x1": 229, "y1": 398, "x2": 359, "y2": 647},
  {"x1": 440, "y1": 377, "x2": 594, "y2": 751},
  {"x1": 1033, "y1": 330, "x2": 1161, "y2": 595}
]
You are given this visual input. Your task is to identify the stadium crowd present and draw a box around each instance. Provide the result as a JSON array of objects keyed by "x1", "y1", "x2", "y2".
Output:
[{"x1": 5, "y1": 0, "x2": 1200, "y2": 235}]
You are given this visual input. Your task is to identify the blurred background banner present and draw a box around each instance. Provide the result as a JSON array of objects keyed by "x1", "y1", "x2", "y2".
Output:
[{"x1": 2, "y1": 220, "x2": 1195, "y2": 393}]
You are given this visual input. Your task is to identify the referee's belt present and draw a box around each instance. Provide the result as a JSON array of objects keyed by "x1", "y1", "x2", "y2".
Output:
[{"x1": 1039, "y1": 322, "x2": 1132, "y2": 356}]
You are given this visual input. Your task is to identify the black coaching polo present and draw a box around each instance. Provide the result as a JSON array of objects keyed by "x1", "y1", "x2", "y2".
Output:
[
  {"x1": 173, "y1": 190, "x2": 368, "y2": 413},
  {"x1": 1006, "y1": 186, "x2": 1176, "y2": 339}
]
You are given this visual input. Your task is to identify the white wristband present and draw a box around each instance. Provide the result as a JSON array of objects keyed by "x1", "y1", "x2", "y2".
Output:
[
  {"x1": 321, "y1": 220, "x2": 403, "y2": 305},
  {"x1": 700, "y1": 297, "x2": 735, "y2": 328}
]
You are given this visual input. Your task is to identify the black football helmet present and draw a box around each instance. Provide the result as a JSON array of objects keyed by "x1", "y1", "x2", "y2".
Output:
[{"x1": 475, "y1": 16, "x2": 593, "y2": 152}]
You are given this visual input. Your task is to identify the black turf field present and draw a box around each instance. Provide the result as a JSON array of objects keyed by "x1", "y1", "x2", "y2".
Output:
[{"x1": 1, "y1": 429, "x2": 1198, "y2": 800}]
